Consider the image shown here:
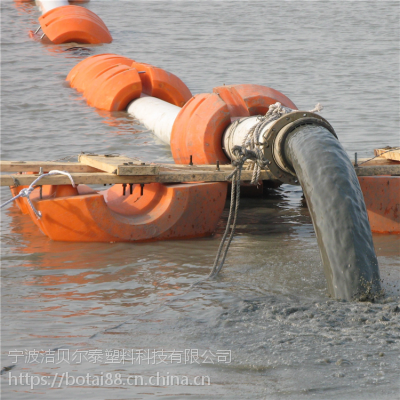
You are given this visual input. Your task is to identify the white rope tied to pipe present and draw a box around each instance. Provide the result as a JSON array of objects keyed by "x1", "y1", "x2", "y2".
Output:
[
  {"x1": 309, "y1": 102, "x2": 323, "y2": 113},
  {"x1": 239, "y1": 102, "x2": 293, "y2": 184},
  {"x1": 0, "y1": 170, "x2": 76, "y2": 219}
]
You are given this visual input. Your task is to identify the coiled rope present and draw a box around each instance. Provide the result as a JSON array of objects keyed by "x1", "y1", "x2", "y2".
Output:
[{"x1": 0, "y1": 170, "x2": 76, "y2": 219}]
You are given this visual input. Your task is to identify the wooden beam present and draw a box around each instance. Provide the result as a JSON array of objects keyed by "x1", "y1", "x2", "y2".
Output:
[
  {"x1": 374, "y1": 148, "x2": 400, "y2": 162},
  {"x1": 0, "y1": 161, "x2": 101, "y2": 173},
  {"x1": 78, "y1": 154, "x2": 159, "y2": 175},
  {"x1": 353, "y1": 157, "x2": 400, "y2": 166},
  {"x1": 355, "y1": 165, "x2": 400, "y2": 177},
  {"x1": 0, "y1": 170, "x2": 276, "y2": 186},
  {"x1": 1, "y1": 154, "x2": 399, "y2": 187},
  {"x1": 1, "y1": 163, "x2": 399, "y2": 187}
]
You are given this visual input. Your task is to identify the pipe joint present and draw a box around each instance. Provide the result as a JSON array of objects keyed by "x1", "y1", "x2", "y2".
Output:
[{"x1": 263, "y1": 111, "x2": 337, "y2": 184}]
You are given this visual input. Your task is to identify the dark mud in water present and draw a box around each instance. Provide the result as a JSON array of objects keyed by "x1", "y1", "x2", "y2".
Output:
[{"x1": 286, "y1": 125, "x2": 381, "y2": 300}]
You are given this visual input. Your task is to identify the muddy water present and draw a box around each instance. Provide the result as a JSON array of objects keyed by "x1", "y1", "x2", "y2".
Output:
[
  {"x1": 1, "y1": 1, "x2": 400, "y2": 399},
  {"x1": 286, "y1": 125, "x2": 381, "y2": 300}
]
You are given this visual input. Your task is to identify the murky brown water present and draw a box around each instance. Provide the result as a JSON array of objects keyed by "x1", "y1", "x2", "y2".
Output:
[{"x1": 1, "y1": 1, "x2": 399, "y2": 399}]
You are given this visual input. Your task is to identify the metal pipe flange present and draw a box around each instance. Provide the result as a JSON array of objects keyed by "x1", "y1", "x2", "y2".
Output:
[{"x1": 263, "y1": 111, "x2": 337, "y2": 184}]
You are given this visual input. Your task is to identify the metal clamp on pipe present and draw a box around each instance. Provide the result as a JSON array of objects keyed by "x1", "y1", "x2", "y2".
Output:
[{"x1": 263, "y1": 111, "x2": 337, "y2": 185}]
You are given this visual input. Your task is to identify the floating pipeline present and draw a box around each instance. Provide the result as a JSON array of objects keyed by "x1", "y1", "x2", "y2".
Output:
[
  {"x1": 7, "y1": 55, "x2": 391, "y2": 300},
  {"x1": 127, "y1": 92, "x2": 383, "y2": 300},
  {"x1": 8, "y1": 57, "x2": 226, "y2": 243},
  {"x1": 23, "y1": 1, "x2": 111, "y2": 44},
  {"x1": 66, "y1": 55, "x2": 193, "y2": 111},
  {"x1": 10, "y1": 57, "x2": 297, "y2": 245}
]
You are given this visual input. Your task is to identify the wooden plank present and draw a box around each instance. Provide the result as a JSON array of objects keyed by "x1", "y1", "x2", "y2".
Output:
[
  {"x1": 0, "y1": 161, "x2": 101, "y2": 173},
  {"x1": 373, "y1": 148, "x2": 400, "y2": 162},
  {"x1": 355, "y1": 165, "x2": 400, "y2": 176},
  {"x1": 158, "y1": 162, "x2": 234, "y2": 170},
  {"x1": 1, "y1": 163, "x2": 399, "y2": 187},
  {"x1": 353, "y1": 157, "x2": 400, "y2": 166},
  {"x1": 78, "y1": 154, "x2": 159, "y2": 175},
  {"x1": 0, "y1": 170, "x2": 275, "y2": 186}
]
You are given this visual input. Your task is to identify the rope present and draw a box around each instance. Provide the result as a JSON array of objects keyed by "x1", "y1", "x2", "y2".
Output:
[
  {"x1": 208, "y1": 146, "x2": 267, "y2": 278},
  {"x1": 229, "y1": 102, "x2": 293, "y2": 185},
  {"x1": 1, "y1": 170, "x2": 76, "y2": 219},
  {"x1": 208, "y1": 156, "x2": 242, "y2": 278}
]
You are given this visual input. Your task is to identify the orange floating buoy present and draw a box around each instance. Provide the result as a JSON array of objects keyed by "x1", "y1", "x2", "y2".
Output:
[
  {"x1": 131, "y1": 62, "x2": 192, "y2": 107},
  {"x1": 67, "y1": 55, "x2": 193, "y2": 111},
  {"x1": 170, "y1": 93, "x2": 231, "y2": 165},
  {"x1": 170, "y1": 84, "x2": 297, "y2": 164},
  {"x1": 358, "y1": 176, "x2": 400, "y2": 234},
  {"x1": 68, "y1": 55, "x2": 134, "y2": 92},
  {"x1": 22, "y1": 182, "x2": 227, "y2": 242},
  {"x1": 39, "y1": 5, "x2": 112, "y2": 44},
  {"x1": 84, "y1": 65, "x2": 142, "y2": 111}
]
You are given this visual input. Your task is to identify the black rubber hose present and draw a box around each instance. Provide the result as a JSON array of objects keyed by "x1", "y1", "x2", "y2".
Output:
[{"x1": 284, "y1": 124, "x2": 381, "y2": 300}]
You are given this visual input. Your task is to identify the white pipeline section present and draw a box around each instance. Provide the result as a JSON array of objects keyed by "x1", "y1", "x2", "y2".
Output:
[
  {"x1": 127, "y1": 97, "x2": 181, "y2": 145},
  {"x1": 36, "y1": 0, "x2": 69, "y2": 14},
  {"x1": 127, "y1": 95, "x2": 272, "y2": 159}
]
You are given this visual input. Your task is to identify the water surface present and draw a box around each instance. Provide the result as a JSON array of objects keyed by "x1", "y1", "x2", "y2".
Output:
[{"x1": 1, "y1": 1, "x2": 399, "y2": 399}]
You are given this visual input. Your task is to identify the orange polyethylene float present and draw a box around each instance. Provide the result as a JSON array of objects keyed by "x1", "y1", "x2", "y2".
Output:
[
  {"x1": 171, "y1": 93, "x2": 231, "y2": 165},
  {"x1": 67, "y1": 55, "x2": 193, "y2": 111},
  {"x1": 358, "y1": 176, "x2": 400, "y2": 234},
  {"x1": 20, "y1": 182, "x2": 227, "y2": 242},
  {"x1": 39, "y1": 5, "x2": 112, "y2": 44},
  {"x1": 170, "y1": 84, "x2": 297, "y2": 165}
]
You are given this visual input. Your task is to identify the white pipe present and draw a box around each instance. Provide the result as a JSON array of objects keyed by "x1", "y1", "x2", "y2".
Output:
[
  {"x1": 36, "y1": 0, "x2": 69, "y2": 14},
  {"x1": 127, "y1": 97, "x2": 181, "y2": 145},
  {"x1": 127, "y1": 96, "x2": 271, "y2": 159}
]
